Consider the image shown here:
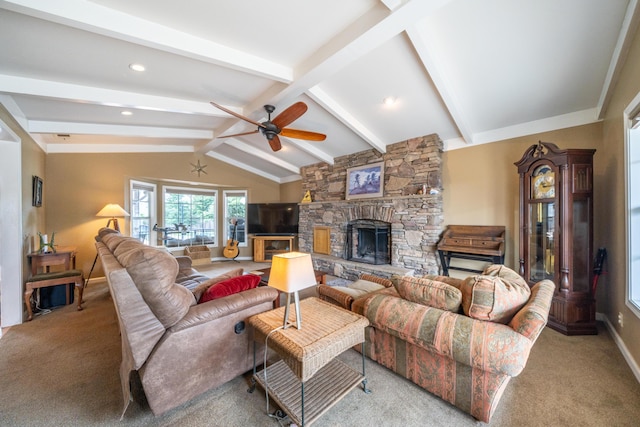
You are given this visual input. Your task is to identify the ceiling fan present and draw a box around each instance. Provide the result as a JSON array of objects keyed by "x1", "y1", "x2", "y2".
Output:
[{"x1": 210, "y1": 101, "x2": 326, "y2": 151}]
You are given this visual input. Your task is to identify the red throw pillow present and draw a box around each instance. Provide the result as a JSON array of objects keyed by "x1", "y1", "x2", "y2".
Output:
[{"x1": 198, "y1": 274, "x2": 261, "y2": 303}]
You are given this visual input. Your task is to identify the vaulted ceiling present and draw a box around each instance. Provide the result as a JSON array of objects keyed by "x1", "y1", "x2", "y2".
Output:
[{"x1": 1, "y1": 0, "x2": 638, "y2": 183}]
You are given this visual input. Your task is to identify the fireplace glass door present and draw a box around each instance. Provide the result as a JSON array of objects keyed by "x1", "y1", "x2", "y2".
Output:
[{"x1": 346, "y1": 220, "x2": 391, "y2": 265}]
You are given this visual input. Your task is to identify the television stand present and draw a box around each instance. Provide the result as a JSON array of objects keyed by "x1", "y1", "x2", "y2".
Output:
[{"x1": 252, "y1": 235, "x2": 296, "y2": 262}]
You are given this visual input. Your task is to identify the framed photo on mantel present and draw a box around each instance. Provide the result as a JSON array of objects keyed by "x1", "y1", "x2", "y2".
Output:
[{"x1": 346, "y1": 161, "x2": 384, "y2": 200}]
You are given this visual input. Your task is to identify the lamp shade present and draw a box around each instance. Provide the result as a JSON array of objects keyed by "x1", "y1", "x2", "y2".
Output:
[
  {"x1": 268, "y1": 252, "x2": 317, "y2": 293},
  {"x1": 96, "y1": 203, "x2": 130, "y2": 218}
]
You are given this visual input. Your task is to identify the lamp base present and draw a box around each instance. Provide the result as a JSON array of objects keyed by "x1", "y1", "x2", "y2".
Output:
[
  {"x1": 282, "y1": 291, "x2": 302, "y2": 329},
  {"x1": 106, "y1": 218, "x2": 120, "y2": 232}
]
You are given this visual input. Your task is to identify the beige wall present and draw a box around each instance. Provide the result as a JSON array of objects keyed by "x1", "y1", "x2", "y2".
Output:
[
  {"x1": 599, "y1": 24, "x2": 640, "y2": 365},
  {"x1": 280, "y1": 180, "x2": 303, "y2": 202},
  {"x1": 45, "y1": 152, "x2": 281, "y2": 277},
  {"x1": 442, "y1": 123, "x2": 603, "y2": 270},
  {"x1": 21, "y1": 127, "x2": 46, "y2": 279}
]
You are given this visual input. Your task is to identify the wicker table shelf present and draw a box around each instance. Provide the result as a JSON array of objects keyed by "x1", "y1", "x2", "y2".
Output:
[
  {"x1": 248, "y1": 297, "x2": 370, "y2": 426},
  {"x1": 254, "y1": 358, "x2": 364, "y2": 426}
]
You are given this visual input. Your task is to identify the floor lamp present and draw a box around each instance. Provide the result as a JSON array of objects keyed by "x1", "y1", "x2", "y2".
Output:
[
  {"x1": 267, "y1": 252, "x2": 318, "y2": 329},
  {"x1": 87, "y1": 203, "x2": 130, "y2": 287},
  {"x1": 95, "y1": 203, "x2": 130, "y2": 232}
]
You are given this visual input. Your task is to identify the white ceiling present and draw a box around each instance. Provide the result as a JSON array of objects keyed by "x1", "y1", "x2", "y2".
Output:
[{"x1": 1, "y1": 0, "x2": 638, "y2": 183}]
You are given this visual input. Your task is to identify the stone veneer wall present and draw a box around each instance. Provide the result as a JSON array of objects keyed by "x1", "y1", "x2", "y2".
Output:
[{"x1": 298, "y1": 134, "x2": 444, "y2": 276}]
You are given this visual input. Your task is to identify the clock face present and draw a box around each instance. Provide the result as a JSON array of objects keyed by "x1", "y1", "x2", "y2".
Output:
[{"x1": 532, "y1": 165, "x2": 555, "y2": 199}]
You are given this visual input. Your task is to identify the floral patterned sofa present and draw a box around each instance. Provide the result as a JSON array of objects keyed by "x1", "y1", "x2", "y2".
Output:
[{"x1": 349, "y1": 265, "x2": 555, "y2": 423}]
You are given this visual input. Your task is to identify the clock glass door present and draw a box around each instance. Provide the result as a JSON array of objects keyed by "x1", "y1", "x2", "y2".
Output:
[{"x1": 528, "y1": 201, "x2": 555, "y2": 282}]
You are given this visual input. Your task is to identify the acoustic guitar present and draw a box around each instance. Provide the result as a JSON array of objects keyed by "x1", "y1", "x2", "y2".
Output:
[{"x1": 223, "y1": 219, "x2": 240, "y2": 259}]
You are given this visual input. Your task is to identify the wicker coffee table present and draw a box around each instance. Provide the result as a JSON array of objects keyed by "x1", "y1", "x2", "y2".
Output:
[{"x1": 248, "y1": 297, "x2": 370, "y2": 426}]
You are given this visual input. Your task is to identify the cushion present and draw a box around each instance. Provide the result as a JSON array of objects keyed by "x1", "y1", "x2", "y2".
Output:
[
  {"x1": 113, "y1": 238, "x2": 145, "y2": 259},
  {"x1": 393, "y1": 276, "x2": 462, "y2": 312},
  {"x1": 102, "y1": 233, "x2": 142, "y2": 255},
  {"x1": 121, "y1": 246, "x2": 196, "y2": 328},
  {"x1": 98, "y1": 227, "x2": 120, "y2": 239},
  {"x1": 191, "y1": 268, "x2": 244, "y2": 301},
  {"x1": 199, "y1": 274, "x2": 261, "y2": 303},
  {"x1": 460, "y1": 265, "x2": 531, "y2": 324},
  {"x1": 349, "y1": 279, "x2": 386, "y2": 293},
  {"x1": 325, "y1": 278, "x2": 386, "y2": 302},
  {"x1": 331, "y1": 286, "x2": 368, "y2": 299},
  {"x1": 483, "y1": 264, "x2": 529, "y2": 287}
]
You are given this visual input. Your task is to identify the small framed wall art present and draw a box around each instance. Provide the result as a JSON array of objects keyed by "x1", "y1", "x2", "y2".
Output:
[
  {"x1": 32, "y1": 176, "x2": 43, "y2": 207},
  {"x1": 345, "y1": 161, "x2": 384, "y2": 200}
]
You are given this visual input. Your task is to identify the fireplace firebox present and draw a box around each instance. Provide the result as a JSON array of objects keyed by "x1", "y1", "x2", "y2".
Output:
[{"x1": 346, "y1": 220, "x2": 391, "y2": 265}]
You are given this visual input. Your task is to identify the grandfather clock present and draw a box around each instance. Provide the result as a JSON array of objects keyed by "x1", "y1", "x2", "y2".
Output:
[{"x1": 514, "y1": 141, "x2": 597, "y2": 335}]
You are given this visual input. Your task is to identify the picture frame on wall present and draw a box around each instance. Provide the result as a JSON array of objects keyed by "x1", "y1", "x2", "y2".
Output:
[
  {"x1": 32, "y1": 176, "x2": 43, "y2": 207},
  {"x1": 345, "y1": 161, "x2": 384, "y2": 200}
]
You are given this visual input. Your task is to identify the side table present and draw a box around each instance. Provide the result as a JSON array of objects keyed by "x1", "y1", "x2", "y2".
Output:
[
  {"x1": 25, "y1": 246, "x2": 84, "y2": 321},
  {"x1": 248, "y1": 297, "x2": 370, "y2": 426}
]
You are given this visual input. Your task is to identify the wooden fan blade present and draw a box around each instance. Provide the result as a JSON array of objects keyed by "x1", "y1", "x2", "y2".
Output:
[
  {"x1": 217, "y1": 130, "x2": 259, "y2": 139},
  {"x1": 268, "y1": 135, "x2": 282, "y2": 151},
  {"x1": 210, "y1": 101, "x2": 262, "y2": 127},
  {"x1": 272, "y1": 102, "x2": 307, "y2": 128},
  {"x1": 280, "y1": 128, "x2": 326, "y2": 141}
]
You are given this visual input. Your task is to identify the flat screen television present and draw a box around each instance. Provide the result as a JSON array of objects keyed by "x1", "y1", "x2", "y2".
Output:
[{"x1": 247, "y1": 203, "x2": 299, "y2": 235}]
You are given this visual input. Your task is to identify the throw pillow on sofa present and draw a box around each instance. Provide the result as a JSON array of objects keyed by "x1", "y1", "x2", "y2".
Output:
[
  {"x1": 199, "y1": 274, "x2": 261, "y2": 303},
  {"x1": 460, "y1": 265, "x2": 531, "y2": 324},
  {"x1": 482, "y1": 264, "x2": 529, "y2": 287},
  {"x1": 393, "y1": 276, "x2": 462, "y2": 312},
  {"x1": 191, "y1": 268, "x2": 244, "y2": 301}
]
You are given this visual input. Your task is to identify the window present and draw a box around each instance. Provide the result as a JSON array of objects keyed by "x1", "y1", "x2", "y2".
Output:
[
  {"x1": 162, "y1": 187, "x2": 217, "y2": 247},
  {"x1": 224, "y1": 190, "x2": 247, "y2": 246},
  {"x1": 130, "y1": 180, "x2": 156, "y2": 244},
  {"x1": 626, "y1": 96, "x2": 640, "y2": 317}
]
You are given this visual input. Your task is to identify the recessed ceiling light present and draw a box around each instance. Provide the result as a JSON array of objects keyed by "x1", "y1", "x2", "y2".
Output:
[
  {"x1": 383, "y1": 96, "x2": 397, "y2": 106},
  {"x1": 121, "y1": 111, "x2": 133, "y2": 116},
  {"x1": 129, "y1": 63, "x2": 145, "y2": 72}
]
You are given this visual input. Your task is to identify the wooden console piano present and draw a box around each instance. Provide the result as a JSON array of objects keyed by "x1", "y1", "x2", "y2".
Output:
[{"x1": 436, "y1": 225, "x2": 505, "y2": 276}]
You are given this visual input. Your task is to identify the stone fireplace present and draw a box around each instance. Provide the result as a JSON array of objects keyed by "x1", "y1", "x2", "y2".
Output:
[{"x1": 297, "y1": 134, "x2": 444, "y2": 279}]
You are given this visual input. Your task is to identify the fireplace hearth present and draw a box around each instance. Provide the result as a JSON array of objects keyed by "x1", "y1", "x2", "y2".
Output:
[{"x1": 346, "y1": 220, "x2": 391, "y2": 265}]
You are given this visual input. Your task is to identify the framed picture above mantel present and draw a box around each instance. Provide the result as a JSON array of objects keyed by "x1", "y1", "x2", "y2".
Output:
[{"x1": 346, "y1": 161, "x2": 384, "y2": 200}]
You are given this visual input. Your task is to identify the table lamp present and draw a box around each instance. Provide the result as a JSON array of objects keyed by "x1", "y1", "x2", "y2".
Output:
[
  {"x1": 268, "y1": 252, "x2": 317, "y2": 329},
  {"x1": 96, "y1": 203, "x2": 130, "y2": 232}
]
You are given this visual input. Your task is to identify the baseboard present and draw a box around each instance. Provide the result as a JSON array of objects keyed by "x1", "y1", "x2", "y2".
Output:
[
  {"x1": 596, "y1": 312, "x2": 640, "y2": 384},
  {"x1": 210, "y1": 256, "x2": 254, "y2": 262},
  {"x1": 86, "y1": 276, "x2": 106, "y2": 286}
]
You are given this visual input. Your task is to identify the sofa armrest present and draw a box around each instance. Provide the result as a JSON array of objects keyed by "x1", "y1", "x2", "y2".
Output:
[
  {"x1": 175, "y1": 255, "x2": 194, "y2": 271},
  {"x1": 508, "y1": 279, "x2": 555, "y2": 342},
  {"x1": 441, "y1": 311, "x2": 534, "y2": 376},
  {"x1": 169, "y1": 287, "x2": 279, "y2": 332},
  {"x1": 359, "y1": 273, "x2": 393, "y2": 288},
  {"x1": 174, "y1": 255, "x2": 199, "y2": 279},
  {"x1": 318, "y1": 284, "x2": 354, "y2": 310}
]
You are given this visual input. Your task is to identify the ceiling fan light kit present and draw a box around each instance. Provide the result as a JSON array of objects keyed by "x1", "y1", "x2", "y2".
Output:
[{"x1": 210, "y1": 101, "x2": 326, "y2": 152}]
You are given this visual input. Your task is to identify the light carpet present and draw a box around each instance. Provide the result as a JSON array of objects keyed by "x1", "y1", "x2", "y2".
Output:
[{"x1": 1, "y1": 261, "x2": 639, "y2": 426}]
